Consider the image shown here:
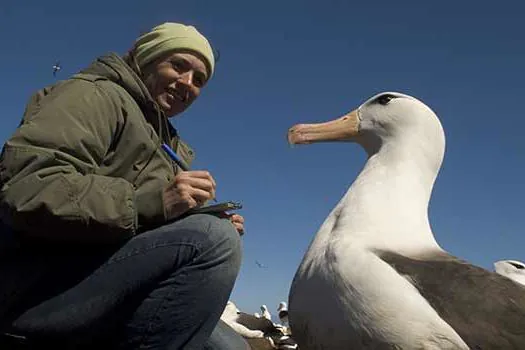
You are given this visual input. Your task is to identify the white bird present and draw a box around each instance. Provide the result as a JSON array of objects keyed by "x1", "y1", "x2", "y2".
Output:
[
  {"x1": 260, "y1": 304, "x2": 272, "y2": 321},
  {"x1": 52, "y1": 61, "x2": 61, "y2": 76},
  {"x1": 287, "y1": 91, "x2": 525, "y2": 349},
  {"x1": 277, "y1": 301, "x2": 289, "y2": 326},
  {"x1": 494, "y1": 260, "x2": 525, "y2": 286},
  {"x1": 220, "y1": 301, "x2": 298, "y2": 349},
  {"x1": 254, "y1": 312, "x2": 261, "y2": 318},
  {"x1": 220, "y1": 301, "x2": 265, "y2": 338}
]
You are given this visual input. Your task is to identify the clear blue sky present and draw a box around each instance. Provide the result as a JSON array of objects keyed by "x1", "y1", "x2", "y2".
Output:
[{"x1": 1, "y1": 1, "x2": 524, "y2": 316}]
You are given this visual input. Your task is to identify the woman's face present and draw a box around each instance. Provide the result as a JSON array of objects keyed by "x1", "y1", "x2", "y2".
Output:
[{"x1": 142, "y1": 51, "x2": 209, "y2": 117}]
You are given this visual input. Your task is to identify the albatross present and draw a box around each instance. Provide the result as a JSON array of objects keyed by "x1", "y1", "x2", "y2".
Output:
[
  {"x1": 494, "y1": 259, "x2": 525, "y2": 286},
  {"x1": 260, "y1": 304, "x2": 272, "y2": 321},
  {"x1": 286, "y1": 91, "x2": 525, "y2": 349},
  {"x1": 220, "y1": 301, "x2": 298, "y2": 350},
  {"x1": 220, "y1": 301, "x2": 270, "y2": 339},
  {"x1": 277, "y1": 301, "x2": 289, "y2": 327}
]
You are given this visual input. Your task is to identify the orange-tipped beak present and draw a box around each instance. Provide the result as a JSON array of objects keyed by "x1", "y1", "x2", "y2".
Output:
[{"x1": 287, "y1": 109, "x2": 360, "y2": 145}]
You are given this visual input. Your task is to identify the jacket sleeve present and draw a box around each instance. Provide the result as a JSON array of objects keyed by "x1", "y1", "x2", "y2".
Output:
[{"x1": 0, "y1": 80, "x2": 152, "y2": 242}]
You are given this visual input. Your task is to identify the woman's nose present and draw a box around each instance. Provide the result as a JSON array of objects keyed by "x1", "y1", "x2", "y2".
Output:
[{"x1": 178, "y1": 71, "x2": 193, "y2": 86}]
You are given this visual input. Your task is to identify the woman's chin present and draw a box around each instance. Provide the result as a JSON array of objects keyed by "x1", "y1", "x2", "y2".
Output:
[
  {"x1": 155, "y1": 99, "x2": 177, "y2": 117},
  {"x1": 155, "y1": 94, "x2": 190, "y2": 117},
  {"x1": 163, "y1": 104, "x2": 186, "y2": 118}
]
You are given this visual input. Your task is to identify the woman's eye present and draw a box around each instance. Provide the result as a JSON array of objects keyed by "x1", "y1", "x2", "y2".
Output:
[
  {"x1": 171, "y1": 60, "x2": 184, "y2": 71},
  {"x1": 190, "y1": 71, "x2": 207, "y2": 88}
]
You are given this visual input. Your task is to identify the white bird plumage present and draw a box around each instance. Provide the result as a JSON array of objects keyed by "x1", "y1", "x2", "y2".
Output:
[
  {"x1": 260, "y1": 304, "x2": 272, "y2": 321},
  {"x1": 277, "y1": 301, "x2": 289, "y2": 326},
  {"x1": 219, "y1": 301, "x2": 299, "y2": 349},
  {"x1": 220, "y1": 301, "x2": 265, "y2": 338}
]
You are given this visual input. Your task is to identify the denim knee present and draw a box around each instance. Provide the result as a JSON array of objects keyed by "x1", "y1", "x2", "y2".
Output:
[
  {"x1": 205, "y1": 320, "x2": 250, "y2": 350},
  {"x1": 199, "y1": 214, "x2": 242, "y2": 266},
  {"x1": 168, "y1": 213, "x2": 242, "y2": 267}
]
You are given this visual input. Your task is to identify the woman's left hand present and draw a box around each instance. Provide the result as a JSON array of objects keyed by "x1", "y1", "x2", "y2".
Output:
[{"x1": 223, "y1": 213, "x2": 244, "y2": 235}]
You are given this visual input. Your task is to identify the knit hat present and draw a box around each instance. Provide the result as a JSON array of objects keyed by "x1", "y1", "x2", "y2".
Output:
[{"x1": 133, "y1": 22, "x2": 215, "y2": 78}]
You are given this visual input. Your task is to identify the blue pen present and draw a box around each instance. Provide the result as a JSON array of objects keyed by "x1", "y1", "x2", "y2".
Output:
[
  {"x1": 161, "y1": 143, "x2": 218, "y2": 202},
  {"x1": 161, "y1": 143, "x2": 189, "y2": 171}
]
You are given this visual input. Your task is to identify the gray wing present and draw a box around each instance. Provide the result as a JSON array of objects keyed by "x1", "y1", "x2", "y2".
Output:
[{"x1": 379, "y1": 251, "x2": 525, "y2": 349}]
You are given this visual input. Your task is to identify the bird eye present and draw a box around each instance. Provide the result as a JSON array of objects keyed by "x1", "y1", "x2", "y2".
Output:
[
  {"x1": 376, "y1": 94, "x2": 396, "y2": 106},
  {"x1": 510, "y1": 262, "x2": 525, "y2": 269}
]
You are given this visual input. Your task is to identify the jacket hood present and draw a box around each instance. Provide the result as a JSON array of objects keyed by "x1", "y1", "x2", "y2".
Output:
[{"x1": 77, "y1": 52, "x2": 172, "y2": 143}]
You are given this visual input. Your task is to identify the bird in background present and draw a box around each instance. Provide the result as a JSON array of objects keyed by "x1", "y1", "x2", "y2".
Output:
[
  {"x1": 52, "y1": 61, "x2": 61, "y2": 76},
  {"x1": 255, "y1": 260, "x2": 267, "y2": 269},
  {"x1": 277, "y1": 301, "x2": 289, "y2": 327},
  {"x1": 260, "y1": 304, "x2": 272, "y2": 321}
]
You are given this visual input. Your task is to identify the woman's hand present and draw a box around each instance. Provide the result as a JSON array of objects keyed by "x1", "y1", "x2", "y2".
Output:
[
  {"x1": 163, "y1": 170, "x2": 216, "y2": 220},
  {"x1": 228, "y1": 213, "x2": 245, "y2": 235},
  {"x1": 217, "y1": 212, "x2": 245, "y2": 235}
]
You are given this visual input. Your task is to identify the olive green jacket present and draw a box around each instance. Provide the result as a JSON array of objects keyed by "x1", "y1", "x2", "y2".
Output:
[{"x1": 0, "y1": 53, "x2": 195, "y2": 242}]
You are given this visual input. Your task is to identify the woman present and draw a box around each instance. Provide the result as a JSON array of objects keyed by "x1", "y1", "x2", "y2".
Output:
[{"x1": 0, "y1": 22, "x2": 248, "y2": 349}]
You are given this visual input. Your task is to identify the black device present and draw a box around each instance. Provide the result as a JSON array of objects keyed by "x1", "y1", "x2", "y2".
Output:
[{"x1": 187, "y1": 201, "x2": 243, "y2": 215}]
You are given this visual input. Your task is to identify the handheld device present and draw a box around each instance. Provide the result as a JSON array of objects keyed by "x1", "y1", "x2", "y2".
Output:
[{"x1": 187, "y1": 201, "x2": 243, "y2": 214}]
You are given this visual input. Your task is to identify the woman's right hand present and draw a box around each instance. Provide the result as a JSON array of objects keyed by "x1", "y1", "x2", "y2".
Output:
[{"x1": 163, "y1": 170, "x2": 217, "y2": 220}]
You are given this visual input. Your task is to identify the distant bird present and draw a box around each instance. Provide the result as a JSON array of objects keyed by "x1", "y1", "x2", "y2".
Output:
[
  {"x1": 494, "y1": 260, "x2": 525, "y2": 286},
  {"x1": 255, "y1": 260, "x2": 267, "y2": 269},
  {"x1": 220, "y1": 301, "x2": 299, "y2": 350},
  {"x1": 52, "y1": 61, "x2": 61, "y2": 76},
  {"x1": 254, "y1": 312, "x2": 261, "y2": 318},
  {"x1": 260, "y1": 304, "x2": 272, "y2": 321},
  {"x1": 220, "y1": 301, "x2": 265, "y2": 338},
  {"x1": 277, "y1": 301, "x2": 289, "y2": 326}
]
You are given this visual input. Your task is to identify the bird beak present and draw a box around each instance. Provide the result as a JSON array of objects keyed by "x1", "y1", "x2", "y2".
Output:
[{"x1": 287, "y1": 109, "x2": 360, "y2": 145}]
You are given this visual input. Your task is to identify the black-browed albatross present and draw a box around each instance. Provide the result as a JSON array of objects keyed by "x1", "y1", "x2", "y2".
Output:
[
  {"x1": 286, "y1": 91, "x2": 525, "y2": 349},
  {"x1": 220, "y1": 301, "x2": 298, "y2": 349},
  {"x1": 494, "y1": 259, "x2": 525, "y2": 287},
  {"x1": 277, "y1": 301, "x2": 289, "y2": 327}
]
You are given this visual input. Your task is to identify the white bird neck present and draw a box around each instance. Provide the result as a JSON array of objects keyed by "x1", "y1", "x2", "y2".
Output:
[{"x1": 329, "y1": 139, "x2": 444, "y2": 256}]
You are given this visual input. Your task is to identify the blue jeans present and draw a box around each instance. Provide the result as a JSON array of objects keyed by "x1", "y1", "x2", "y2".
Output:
[
  {"x1": 205, "y1": 320, "x2": 250, "y2": 350},
  {"x1": 0, "y1": 214, "x2": 245, "y2": 349}
]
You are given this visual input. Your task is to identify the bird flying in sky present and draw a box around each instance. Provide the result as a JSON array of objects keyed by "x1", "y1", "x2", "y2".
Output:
[
  {"x1": 255, "y1": 260, "x2": 268, "y2": 269},
  {"x1": 52, "y1": 61, "x2": 61, "y2": 76}
]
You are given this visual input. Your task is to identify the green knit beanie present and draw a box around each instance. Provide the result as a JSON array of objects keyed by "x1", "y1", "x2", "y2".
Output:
[{"x1": 133, "y1": 22, "x2": 215, "y2": 78}]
